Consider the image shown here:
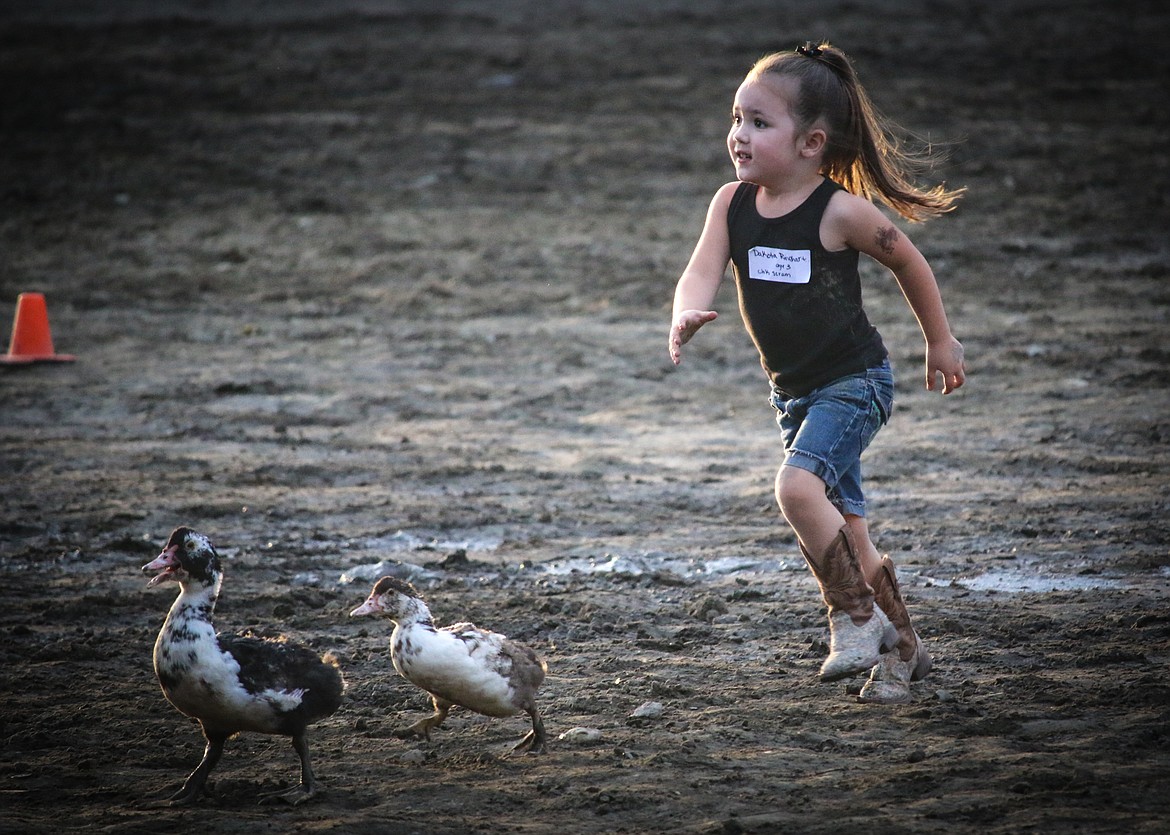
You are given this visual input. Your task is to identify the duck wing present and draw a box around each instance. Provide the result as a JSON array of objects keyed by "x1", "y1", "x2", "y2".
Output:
[
  {"x1": 423, "y1": 623, "x2": 545, "y2": 714},
  {"x1": 498, "y1": 638, "x2": 547, "y2": 694},
  {"x1": 218, "y1": 633, "x2": 344, "y2": 729},
  {"x1": 445, "y1": 622, "x2": 506, "y2": 664}
]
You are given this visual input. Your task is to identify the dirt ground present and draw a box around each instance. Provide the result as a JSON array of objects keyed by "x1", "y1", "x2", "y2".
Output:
[{"x1": 2, "y1": 1, "x2": 1168, "y2": 832}]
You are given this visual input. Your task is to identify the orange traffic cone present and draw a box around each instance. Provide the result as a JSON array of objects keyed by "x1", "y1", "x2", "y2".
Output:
[{"x1": 1, "y1": 292, "x2": 75, "y2": 364}]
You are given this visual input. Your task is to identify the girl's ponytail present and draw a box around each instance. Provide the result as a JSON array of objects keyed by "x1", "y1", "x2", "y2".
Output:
[{"x1": 750, "y1": 42, "x2": 964, "y2": 222}]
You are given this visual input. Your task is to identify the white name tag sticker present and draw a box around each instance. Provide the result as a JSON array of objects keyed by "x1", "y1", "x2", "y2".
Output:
[{"x1": 748, "y1": 247, "x2": 811, "y2": 284}]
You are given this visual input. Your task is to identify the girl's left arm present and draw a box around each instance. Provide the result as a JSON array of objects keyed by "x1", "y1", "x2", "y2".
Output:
[{"x1": 831, "y1": 194, "x2": 966, "y2": 394}]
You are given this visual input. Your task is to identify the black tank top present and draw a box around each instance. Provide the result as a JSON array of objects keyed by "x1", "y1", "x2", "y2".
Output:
[{"x1": 727, "y1": 179, "x2": 887, "y2": 397}]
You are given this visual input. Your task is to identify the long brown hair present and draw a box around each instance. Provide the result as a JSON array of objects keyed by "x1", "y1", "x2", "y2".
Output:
[{"x1": 746, "y1": 42, "x2": 964, "y2": 221}]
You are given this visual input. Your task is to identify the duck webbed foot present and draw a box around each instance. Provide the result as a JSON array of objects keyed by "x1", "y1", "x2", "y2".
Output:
[
  {"x1": 166, "y1": 780, "x2": 213, "y2": 806},
  {"x1": 509, "y1": 707, "x2": 547, "y2": 755},
  {"x1": 258, "y1": 782, "x2": 319, "y2": 806},
  {"x1": 398, "y1": 698, "x2": 451, "y2": 741},
  {"x1": 258, "y1": 733, "x2": 323, "y2": 806},
  {"x1": 398, "y1": 714, "x2": 441, "y2": 740},
  {"x1": 395, "y1": 721, "x2": 427, "y2": 740},
  {"x1": 166, "y1": 733, "x2": 225, "y2": 805}
]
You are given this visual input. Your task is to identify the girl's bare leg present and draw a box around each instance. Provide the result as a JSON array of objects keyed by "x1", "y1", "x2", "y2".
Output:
[{"x1": 775, "y1": 465, "x2": 896, "y2": 681}]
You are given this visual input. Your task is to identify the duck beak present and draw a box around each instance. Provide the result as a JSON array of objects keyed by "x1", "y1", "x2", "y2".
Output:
[
  {"x1": 143, "y1": 545, "x2": 183, "y2": 587},
  {"x1": 350, "y1": 596, "x2": 382, "y2": 617}
]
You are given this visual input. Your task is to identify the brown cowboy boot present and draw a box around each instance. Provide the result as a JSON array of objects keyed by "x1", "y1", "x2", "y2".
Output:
[
  {"x1": 858, "y1": 556, "x2": 932, "y2": 704},
  {"x1": 800, "y1": 525, "x2": 898, "y2": 682}
]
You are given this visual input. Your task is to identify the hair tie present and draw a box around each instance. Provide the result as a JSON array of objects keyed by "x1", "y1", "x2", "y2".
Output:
[{"x1": 797, "y1": 43, "x2": 824, "y2": 59}]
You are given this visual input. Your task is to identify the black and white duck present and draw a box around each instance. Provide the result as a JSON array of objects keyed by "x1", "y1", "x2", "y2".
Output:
[
  {"x1": 142, "y1": 526, "x2": 344, "y2": 805},
  {"x1": 350, "y1": 576, "x2": 548, "y2": 754}
]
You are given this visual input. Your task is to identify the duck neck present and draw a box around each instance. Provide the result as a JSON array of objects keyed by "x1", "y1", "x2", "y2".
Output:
[
  {"x1": 165, "y1": 576, "x2": 220, "y2": 627},
  {"x1": 399, "y1": 596, "x2": 435, "y2": 628}
]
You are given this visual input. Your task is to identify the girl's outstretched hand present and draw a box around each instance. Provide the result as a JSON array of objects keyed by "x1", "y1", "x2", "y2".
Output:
[
  {"x1": 669, "y1": 310, "x2": 718, "y2": 365},
  {"x1": 926, "y1": 336, "x2": 966, "y2": 394}
]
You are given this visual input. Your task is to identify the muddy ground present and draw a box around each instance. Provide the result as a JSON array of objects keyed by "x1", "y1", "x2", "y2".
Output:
[{"x1": 2, "y1": 1, "x2": 1168, "y2": 832}]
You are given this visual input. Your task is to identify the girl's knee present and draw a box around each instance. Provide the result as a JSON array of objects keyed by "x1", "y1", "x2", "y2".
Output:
[{"x1": 775, "y1": 466, "x2": 825, "y2": 515}]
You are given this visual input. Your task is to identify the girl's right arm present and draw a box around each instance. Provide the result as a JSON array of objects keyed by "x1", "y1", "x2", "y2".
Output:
[{"x1": 669, "y1": 183, "x2": 737, "y2": 365}]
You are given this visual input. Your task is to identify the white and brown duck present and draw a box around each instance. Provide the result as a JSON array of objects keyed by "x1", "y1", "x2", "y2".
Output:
[
  {"x1": 350, "y1": 576, "x2": 547, "y2": 754},
  {"x1": 142, "y1": 526, "x2": 344, "y2": 805}
]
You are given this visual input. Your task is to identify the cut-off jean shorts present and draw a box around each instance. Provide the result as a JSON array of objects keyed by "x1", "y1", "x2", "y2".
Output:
[{"x1": 769, "y1": 360, "x2": 895, "y2": 518}]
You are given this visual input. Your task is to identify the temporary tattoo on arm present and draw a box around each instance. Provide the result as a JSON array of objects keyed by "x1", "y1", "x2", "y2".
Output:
[{"x1": 875, "y1": 225, "x2": 898, "y2": 256}]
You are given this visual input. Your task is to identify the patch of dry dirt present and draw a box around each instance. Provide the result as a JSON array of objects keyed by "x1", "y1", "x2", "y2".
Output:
[{"x1": 2, "y1": 2, "x2": 1168, "y2": 832}]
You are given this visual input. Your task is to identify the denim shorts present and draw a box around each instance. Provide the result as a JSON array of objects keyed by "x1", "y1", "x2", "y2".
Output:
[{"x1": 769, "y1": 361, "x2": 894, "y2": 518}]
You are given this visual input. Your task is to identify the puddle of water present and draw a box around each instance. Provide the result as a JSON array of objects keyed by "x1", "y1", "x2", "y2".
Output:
[
  {"x1": 937, "y1": 562, "x2": 1170, "y2": 593},
  {"x1": 299, "y1": 528, "x2": 1170, "y2": 594},
  {"x1": 536, "y1": 551, "x2": 802, "y2": 578},
  {"x1": 336, "y1": 550, "x2": 804, "y2": 585},
  {"x1": 337, "y1": 559, "x2": 443, "y2": 586},
  {"x1": 334, "y1": 529, "x2": 504, "y2": 584},
  {"x1": 950, "y1": 569, "x2": 1127, "y2": 593},
  {"x1": 361, "y1": 529, "x2": 504, "y2": 554}
]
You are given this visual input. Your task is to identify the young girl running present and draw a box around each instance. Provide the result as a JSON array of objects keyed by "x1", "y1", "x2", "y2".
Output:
[{"x1": 668, "y1": 42, "x2": 966, "y2": 704}]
